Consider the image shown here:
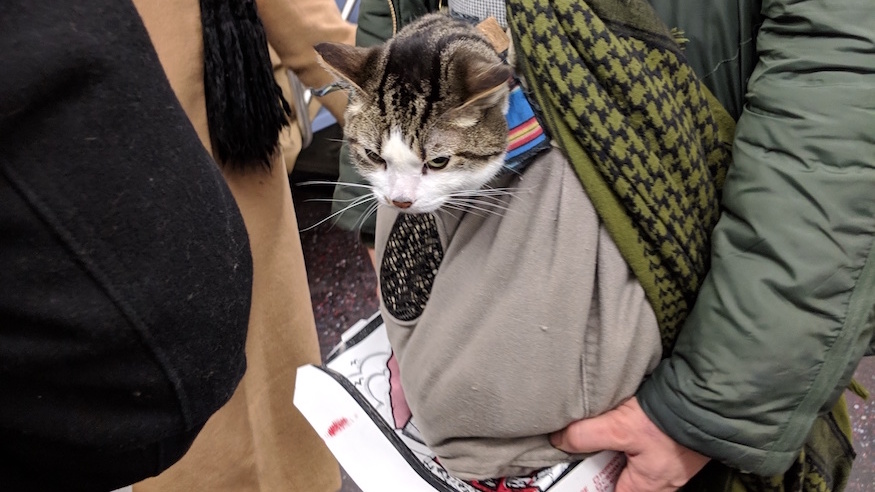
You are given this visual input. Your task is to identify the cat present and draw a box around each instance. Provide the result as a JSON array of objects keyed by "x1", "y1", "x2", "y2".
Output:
[{"x1": 315, "y1": 13, "x2": 512, "y2": 215}]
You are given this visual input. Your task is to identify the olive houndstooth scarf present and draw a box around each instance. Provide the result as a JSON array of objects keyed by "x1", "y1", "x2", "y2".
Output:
[
  {"x1": 505, "y1": 0, "x2": 854, "y2": 490},
  {"x1": 508, "y1": 0, "x2": 732, "y2": 353}
]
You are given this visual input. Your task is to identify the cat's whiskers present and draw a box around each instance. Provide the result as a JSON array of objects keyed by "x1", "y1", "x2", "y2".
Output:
[
  {"x1": 464, "y1": 189, "x2": 516, "y2": 197},
  {"x1": 438, "y1": 207, "x2": 462, "y2": 221},
  {"x1": 500, "y1": 166, "x2": 525, "y2": 177},
  {"x1": 299, "y1": 193, "x2": 376, "y2": 232},
  {"x1": 447, "y1": 186, "x2": 520, "y2": 199},
  {"x1": 442, "y1": 198, "x2": 509, "y2": 217},
  {"x1": 297, "y1": 179, "x2": 375, "y2": 191},
  {"x1": 454, "y1": 197, "x2": 509, "y2": 211},
  {"x1": 441, "y1": 202, "x2": 492, "y2": 219},
  {"x1": 446, "y1": 189, "x2": 517, "y2": 210},
  {"x1": 354, "y1": 201, "x2": 381, "y2": 232},
  {"x1": 296, "y1": 178, "x2": 390, "y2": 235}
]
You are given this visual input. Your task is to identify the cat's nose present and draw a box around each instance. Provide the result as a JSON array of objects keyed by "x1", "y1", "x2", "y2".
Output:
[{"x1": 391, "y1": 200, "x2": 413, "y2": 209}]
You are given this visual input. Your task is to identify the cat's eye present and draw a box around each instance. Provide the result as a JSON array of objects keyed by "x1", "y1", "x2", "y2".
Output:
[
  {"x1": 363, "y1": 149, "x2": 385, "y2": 165},
  {"x1": 426, "y1": 156, "x2": 450, "y2": 170}
]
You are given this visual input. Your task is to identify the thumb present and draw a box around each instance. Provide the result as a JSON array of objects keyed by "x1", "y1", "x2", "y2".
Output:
[
  {"x1": 550, "y1": 406, "x2": 631, "y2": 454},
  {"x1": 613, "y1": 466, "x2": 638, "y2": 492}
]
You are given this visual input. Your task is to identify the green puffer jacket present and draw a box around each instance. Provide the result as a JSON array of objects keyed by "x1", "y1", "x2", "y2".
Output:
[
  {"x1": 639, "y1": 0, "x2": 875, "y2": 478},
  {"x1": 332, "y1": 0, "x2": 875, "y2": 479}
]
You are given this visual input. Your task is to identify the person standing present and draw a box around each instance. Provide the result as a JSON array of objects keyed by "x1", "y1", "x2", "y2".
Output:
[
  {"x1": 550, "y1": 0, "x2": 875, "y2": 490},
  {"x1": 333, "y1": 0, "x2": 875, "y2": 490},
  {"x1": 131, "y1": 0, "x2": 355, "y2": 491}
]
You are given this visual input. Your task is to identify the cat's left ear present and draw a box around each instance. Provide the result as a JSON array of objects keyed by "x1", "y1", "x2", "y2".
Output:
[
  {"x1": 314, "y1": 42, "x2": 380, "y2": 95},
  {"x1": 461, "y1": 59, "x2": 512, "y2": 109},
  {"x1": 445, "y1": 58, "x2": 511, "y2": 126}
]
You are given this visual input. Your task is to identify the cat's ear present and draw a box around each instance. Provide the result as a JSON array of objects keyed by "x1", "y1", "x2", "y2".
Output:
[
  {"x1": 462, "y1": 60, "x2": 512, "y2": 108},
  {"x1": 445, "y1": 59, "x2": 511, "y2": 127},
  {"x1": 314, "y1": 43, "x2": 380, "y2": 94}
]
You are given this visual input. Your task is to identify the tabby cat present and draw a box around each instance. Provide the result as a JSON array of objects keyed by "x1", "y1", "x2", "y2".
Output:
[{"x1": 315, "y1": 13, "x2": 512, "y2": 215}]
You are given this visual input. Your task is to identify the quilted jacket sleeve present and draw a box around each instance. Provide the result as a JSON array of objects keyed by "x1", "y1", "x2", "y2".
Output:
[{"x1": 637, "y1": 0, "x2": 875, "y2": 475}]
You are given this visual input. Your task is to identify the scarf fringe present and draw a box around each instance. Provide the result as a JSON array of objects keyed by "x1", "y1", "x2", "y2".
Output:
[{"x1": 200, "y1": 0, "x2": 291, "y2": 170}]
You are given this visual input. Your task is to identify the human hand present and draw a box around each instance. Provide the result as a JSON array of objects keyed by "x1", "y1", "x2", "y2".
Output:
[{"x1": 550, "y1": 397, "x2": 709, "y2": 492}]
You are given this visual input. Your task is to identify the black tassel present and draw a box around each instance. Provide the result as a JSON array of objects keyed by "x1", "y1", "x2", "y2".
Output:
[{"x1": 200, "y1": 0, "x2": 291, "y2": 170}]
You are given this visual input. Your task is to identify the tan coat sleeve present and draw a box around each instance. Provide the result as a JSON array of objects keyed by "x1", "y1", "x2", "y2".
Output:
[{"x1": 257, "y1": 0, "x2": 356, "y2": 124}]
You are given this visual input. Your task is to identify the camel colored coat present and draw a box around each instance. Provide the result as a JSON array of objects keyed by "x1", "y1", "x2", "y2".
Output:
[{"x1": 130, "y1": 1, "x2": 354, "y2": 490}]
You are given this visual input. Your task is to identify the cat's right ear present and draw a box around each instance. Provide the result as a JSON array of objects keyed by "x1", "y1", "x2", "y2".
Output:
[{"x1": 314, "y1": 43, "x2": 380, "y2": 95}]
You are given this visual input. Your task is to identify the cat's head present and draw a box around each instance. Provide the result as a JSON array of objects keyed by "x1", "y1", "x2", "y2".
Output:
[{"x1": 315, "y1": 14, "x2": 511, "y2": 214}]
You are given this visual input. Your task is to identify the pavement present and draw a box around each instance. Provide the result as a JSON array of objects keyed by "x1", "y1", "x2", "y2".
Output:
[{"x1": 292, "y1": 178, "x2": 875, "y2": 492}]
